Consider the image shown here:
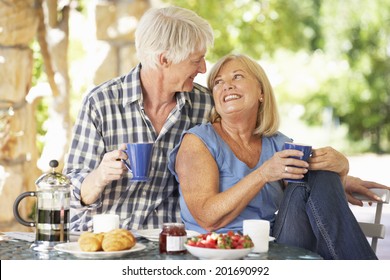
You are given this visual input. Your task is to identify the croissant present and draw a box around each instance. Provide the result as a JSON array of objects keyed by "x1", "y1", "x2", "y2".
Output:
[
  {"x1": 78, "y1": 232, "x2": 105, "y2": 252},
  {"x1": 102, "y1": 229, "x2": 136, "y2": 252}
]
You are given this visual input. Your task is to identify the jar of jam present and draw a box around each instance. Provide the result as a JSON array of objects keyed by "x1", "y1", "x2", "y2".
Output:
[{"x1": 159, "y1": 223, "x2": 187, "y2": 254}]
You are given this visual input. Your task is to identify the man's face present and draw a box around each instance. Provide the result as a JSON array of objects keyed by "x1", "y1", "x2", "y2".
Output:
[{"x1": 165, "y1": 49, "x2": 207, "y2": 92}]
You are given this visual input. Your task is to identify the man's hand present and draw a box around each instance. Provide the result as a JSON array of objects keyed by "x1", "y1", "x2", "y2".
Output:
[
  {"x1": 95, "y1": 148, "x2": 128, "y2": 188},
  {"x1": 81, "y1": 144, "x2": 128, "y2": 205},
  {"x1": 344, "y1": 175, "x2": 390, "y2": 206}
]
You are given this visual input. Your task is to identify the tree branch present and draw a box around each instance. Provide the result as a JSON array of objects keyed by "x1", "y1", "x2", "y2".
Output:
[{"x1": 35, "y1": 0, "x2": 59, "y2": 97}]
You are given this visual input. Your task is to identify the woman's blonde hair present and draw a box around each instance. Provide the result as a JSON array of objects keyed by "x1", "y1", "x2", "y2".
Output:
[
  {"x1": 135, "y1": 6, "x2": 214, "y2": 70},
  {"x1": 207, "y1": 54, "x2": 279, "y2": 136}
]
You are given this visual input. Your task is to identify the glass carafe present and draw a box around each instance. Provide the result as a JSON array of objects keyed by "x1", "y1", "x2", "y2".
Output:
[{"x1": 13, "y1": 160, "x2": 71, "y2": 251}]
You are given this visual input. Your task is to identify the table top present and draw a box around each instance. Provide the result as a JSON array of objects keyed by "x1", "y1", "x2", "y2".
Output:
[{"x1": 0, "y1": 232, "x2": 322, "y2": 260}]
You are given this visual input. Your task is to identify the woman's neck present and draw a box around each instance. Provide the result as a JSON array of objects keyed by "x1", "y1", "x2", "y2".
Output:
[{"x1": 214, "y1": 122, "x2": 261, "y2": 168}]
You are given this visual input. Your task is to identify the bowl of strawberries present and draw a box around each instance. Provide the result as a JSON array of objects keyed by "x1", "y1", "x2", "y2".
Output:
[{"x1": 184, "y1": 231, "x2": 254, "y2": 260}]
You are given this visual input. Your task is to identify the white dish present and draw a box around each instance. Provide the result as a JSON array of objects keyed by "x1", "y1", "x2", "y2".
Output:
[
  {"x1": 135, "y1": 229, "x2": 200, "y2": 242},
  {"x1": 184, "y1": 244, "x2": 253, "y2": 260},
  {"x1": 54, "y1": 242, "x2": 146, "y2": 259}
]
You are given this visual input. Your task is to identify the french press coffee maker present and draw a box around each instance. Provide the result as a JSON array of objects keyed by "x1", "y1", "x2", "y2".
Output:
[{"x1": 13, "y1": 160, "x2": 71, "y2": 251}]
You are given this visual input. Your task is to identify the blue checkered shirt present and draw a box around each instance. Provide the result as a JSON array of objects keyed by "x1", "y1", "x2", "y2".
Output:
[{"x1": 63, "y1": 64, "x2": 213, "y2": 231}]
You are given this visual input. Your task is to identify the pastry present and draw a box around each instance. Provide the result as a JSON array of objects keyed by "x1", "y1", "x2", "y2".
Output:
[
  {"x1": 102, "y1": 229, "x2": 136, "y2": 252},
  {"x1": 78, "y1": 232, "x2": 105, "y2": 252},
  {"x1": 78, "y1": 229, "x2": 136, "y2": 252}
]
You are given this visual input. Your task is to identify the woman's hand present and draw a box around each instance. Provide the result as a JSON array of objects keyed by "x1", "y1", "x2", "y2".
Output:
[
  {"x1": 309, "y1": 147, "x2": 349, "y2": 184},
  {"x1": 258, "y1": 149, "x2": 309, "y2": 183},
  {"x1": 344, "y1": 175, "x2": 390, "y2": 206}
]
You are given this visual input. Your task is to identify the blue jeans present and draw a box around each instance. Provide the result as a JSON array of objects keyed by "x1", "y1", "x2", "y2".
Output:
[{"x1": 272, "y1": 170, "x2": 377, "y2": 260}]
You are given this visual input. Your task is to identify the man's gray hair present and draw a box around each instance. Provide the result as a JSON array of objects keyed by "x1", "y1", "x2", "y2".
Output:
[{"x1": 135, "y1": 6, "x2": 214, "y2": 69}]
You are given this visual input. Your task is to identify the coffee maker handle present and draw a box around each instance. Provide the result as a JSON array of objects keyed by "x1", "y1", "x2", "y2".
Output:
[{"x1": 13, "y1": 192, "x2": 36, "y2": 227}]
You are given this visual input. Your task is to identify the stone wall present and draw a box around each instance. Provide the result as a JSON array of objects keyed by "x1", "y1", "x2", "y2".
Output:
[
  {"x1": 92, "y1": 0, "x2": 150, "y2": 85},
  {"x1": 0, "y1": 0, "x2": 153, "y2": 232},
  {"x1": 0, "y1": 0, "x2": 40, "y2": 232}
]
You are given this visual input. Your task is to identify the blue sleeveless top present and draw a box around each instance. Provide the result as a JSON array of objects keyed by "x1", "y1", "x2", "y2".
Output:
[{"x1": 168, "y1": 123, "x2": 292, "y2": 233}]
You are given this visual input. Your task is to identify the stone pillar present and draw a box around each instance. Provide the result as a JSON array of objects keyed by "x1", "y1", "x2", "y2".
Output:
[
  {"x1": 0, "y1": 0, "x2": 40, "y2": 231},
  {"x1": 92, "y1": 0, "x2": 151, "y2": 85}
]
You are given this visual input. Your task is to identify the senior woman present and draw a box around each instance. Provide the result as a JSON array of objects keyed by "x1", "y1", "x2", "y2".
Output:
[{"x1": 168, "y1": 54, "x2": 377, "y2": 260}]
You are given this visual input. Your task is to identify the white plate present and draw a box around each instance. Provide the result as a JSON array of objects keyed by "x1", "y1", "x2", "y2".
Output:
[
  {"x1": 135, "y1": 229, "x2": 200, "y2": 242},
  {"x1": 54, "y1": 242, "x2": 146, "y2": 259},
  {"x1": 184, "y1": 244, "x2": 253, "y2": 260}
]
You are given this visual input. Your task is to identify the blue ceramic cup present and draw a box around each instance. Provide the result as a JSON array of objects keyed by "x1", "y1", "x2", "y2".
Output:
[
  {"x1": 122, "y1": 142, "x2": 154, "y2": 182},
  {"x1": 283, "y1": 142, "x2": 312, "y2": 183}
]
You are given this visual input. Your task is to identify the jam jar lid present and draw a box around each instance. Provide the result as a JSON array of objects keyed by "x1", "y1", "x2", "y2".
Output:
[
  {"x1": 35, "y1": 160, "x2": 70, "y2": 189},
  {"x1": 162, "y1": 222, "x2": 185, "y2": 227}
]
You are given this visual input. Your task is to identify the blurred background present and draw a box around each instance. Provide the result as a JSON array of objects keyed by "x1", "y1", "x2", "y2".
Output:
[{"x1": 0, "y1": 0, "x2": 389, "y2": 258}]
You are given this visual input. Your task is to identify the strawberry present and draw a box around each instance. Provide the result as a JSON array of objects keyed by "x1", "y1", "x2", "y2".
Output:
[
  {"x1": 227, "y1": 230, "x2": 234, "y2": 237},
  {"x1": 186, "y1": 231, "x2": 254, "y2": 250}
]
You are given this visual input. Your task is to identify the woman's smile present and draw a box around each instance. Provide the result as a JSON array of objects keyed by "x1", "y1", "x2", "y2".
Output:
[{"x1": 224, "y1": 94, "x2": 241, "y2": 102}]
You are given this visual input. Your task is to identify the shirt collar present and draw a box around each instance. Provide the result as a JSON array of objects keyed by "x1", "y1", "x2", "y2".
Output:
[
  {"x1": 122, "y1": 63, "x2": 144, "y2": 107},
  {"x1": 176, "y1": 91, "x2": 193, "y2": 109}
]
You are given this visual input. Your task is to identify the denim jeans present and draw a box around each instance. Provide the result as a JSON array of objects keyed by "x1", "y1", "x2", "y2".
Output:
[{"x1": 272, "y1": 170, "x2": 377, "y2": 260}]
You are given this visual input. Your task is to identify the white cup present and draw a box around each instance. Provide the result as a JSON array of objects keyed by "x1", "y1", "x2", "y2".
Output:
[
  {"x1": 243, "y1": 219, "x2": 270, "y2": 253},
  {"x1": 93, "y1": 214, "x2": 120, "y2": 233}
]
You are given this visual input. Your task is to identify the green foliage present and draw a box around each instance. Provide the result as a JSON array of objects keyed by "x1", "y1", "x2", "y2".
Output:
[
  {"x1": 30, "y1": 41, "x2": 44, "y2": 86},
  {"x1": 165, "y1": 0, "x2": 390, "y2": 152},
  {"x1": 28, "y1": 0, "x2": 389, "y2": 153},
  {"x1": 165, "y1": 0, "x2": 320, "y2": 61},
  {"x1": 30, "y1": 40, "x2": 48, "y2": 155},
  {"x1": 304, "y1": 0, "x2": 390, "y2": 152},
  {"x1": 74, "y1": 0, "x2": 86, "y2": 13}
]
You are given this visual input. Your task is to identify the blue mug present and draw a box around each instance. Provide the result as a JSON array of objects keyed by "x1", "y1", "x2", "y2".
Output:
[
  {"x1": 122, "y1": 142, "x2": 154, "y2": 182},
  {"x1": 283, "y1": 142, "x2": 312, "y2": 183}
]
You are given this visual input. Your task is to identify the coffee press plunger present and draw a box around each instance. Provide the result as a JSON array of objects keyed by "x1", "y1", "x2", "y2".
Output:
[{"x1": 13, "y1": 160, "x2": 71, "y2": 251}]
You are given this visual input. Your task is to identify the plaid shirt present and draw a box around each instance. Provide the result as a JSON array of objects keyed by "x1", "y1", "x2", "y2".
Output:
[{"x1": 64, "y1": 64, "x2": 213, "y2": 231}]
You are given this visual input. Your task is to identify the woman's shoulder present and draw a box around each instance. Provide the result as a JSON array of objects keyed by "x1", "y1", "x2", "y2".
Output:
[
  {"x1": 168, "y1": 123, "x2": 218, "y2": 177},
  {"x1": 263, "y1": 131, "x2": 293, "y2": 149},
  {"x1": 187, "y1": 122, "x2": 215, "y2": 135},
  {"x1": 272, "y1": 131, "x2": 293, "y2": 142},
  {"x1": 185, "y1": 123, "x2": 221, "y2": 150}
]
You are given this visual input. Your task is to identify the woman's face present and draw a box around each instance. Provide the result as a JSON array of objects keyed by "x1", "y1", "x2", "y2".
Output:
[{"x1": 212, "y1": 59, "x2": 262, "y2": 120}]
